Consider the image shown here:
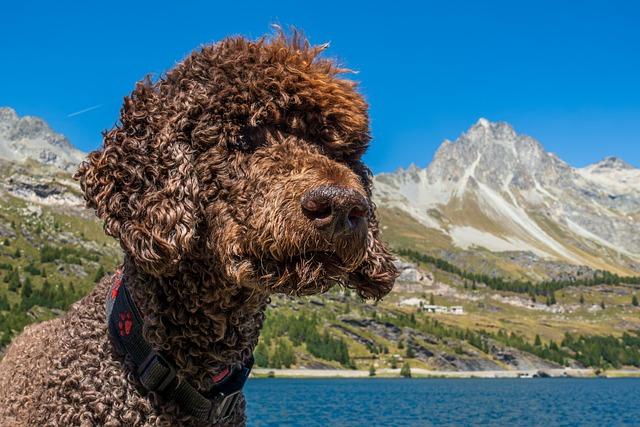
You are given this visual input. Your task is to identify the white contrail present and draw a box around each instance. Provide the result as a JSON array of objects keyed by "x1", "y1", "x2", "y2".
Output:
[{"x1": 67, "y1": 104, "x2": 102, "y2": 117}]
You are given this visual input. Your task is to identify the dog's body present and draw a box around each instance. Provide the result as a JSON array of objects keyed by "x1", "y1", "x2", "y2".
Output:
[
  {"x1": 0, "y1": 269, "x2": 253, "y2": 426},
  {"x1": 0, "y1": 31, "x2": 397, "y2": 426}
]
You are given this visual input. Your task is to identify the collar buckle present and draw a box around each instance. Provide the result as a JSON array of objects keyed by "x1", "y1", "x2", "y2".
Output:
[
  {"x1": 138, "y1": 352, "x2": 177, "y2": 393},
  {"x1": 209, "y1": 390, "x2": 242, "y2": 422}
]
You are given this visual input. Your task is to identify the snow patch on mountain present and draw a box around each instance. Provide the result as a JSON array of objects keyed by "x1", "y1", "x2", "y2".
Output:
[
  {"x1": 449, "y1": 225, "x2": 546, "y2": 255},
  {"x1": 577, "y1": 157, "x2": 640, "y2": 197},
  {"x1": 374, "y1": 119, "x2": 640, "y2": 272}
]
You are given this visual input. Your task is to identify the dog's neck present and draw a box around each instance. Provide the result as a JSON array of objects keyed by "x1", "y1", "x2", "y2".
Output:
[{"x1": 121, "y1": 256, "x2": 269, "y2": 391}]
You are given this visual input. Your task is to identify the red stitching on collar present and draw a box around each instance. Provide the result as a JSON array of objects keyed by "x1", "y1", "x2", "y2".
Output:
[
  {"x1": 110, "y1": 269, "x2": 123, "y2": 301},
  {"x1": 212, "y1": 367, "x2": 231, "y2": 383}
]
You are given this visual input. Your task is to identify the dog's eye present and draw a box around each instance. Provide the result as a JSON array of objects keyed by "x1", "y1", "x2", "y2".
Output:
[
  {"x1": 319, "y1": 126, "x2": 340, "y2": 144},
  {"x1": 319, "y1": 125, "x2": 335, "y2": 142},
  {"x1": 236, "y1": 127, "x2": 263, "y2": 151}
]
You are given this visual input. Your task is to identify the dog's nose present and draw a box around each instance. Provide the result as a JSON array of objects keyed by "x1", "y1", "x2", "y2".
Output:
[{"x1": 301, "y1": 185, "x2": 369, "y2": 235}]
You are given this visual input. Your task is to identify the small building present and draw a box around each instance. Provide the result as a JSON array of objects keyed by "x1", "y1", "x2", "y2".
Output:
[
  {"x1": 429, "y1": 305, "x2": 465, "y2": 315},
  {"x1": 400, "y1": 301, "x2": 466, "y2": 315},
  {"x1": 422, "y1": 304, "x2": 448, "y2": 313},
  {"x1": 398, "y1": 297, "x2": 426, "y2": 308},
  {"x1": 449, "y1": 306, "x2": 464, "y2": 315}
]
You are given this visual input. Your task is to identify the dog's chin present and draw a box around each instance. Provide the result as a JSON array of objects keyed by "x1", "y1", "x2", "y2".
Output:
[{"x1": 249, "y1": 250, "x2": 363, "y2": 296}]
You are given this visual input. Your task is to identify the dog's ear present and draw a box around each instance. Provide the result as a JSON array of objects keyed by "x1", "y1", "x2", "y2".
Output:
[
  {"x1": 75, "y1": 84, "x2": 200, "y2": 277},
  {"x1": 347, "y1": 216, "x2": 398, "y2": 300}
]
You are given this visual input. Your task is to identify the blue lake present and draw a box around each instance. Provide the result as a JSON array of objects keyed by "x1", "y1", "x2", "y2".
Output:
[{"x1": 244, "y1": 378, "x2": 640, "y2": 426}]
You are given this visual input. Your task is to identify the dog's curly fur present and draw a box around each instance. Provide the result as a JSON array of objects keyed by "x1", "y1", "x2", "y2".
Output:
[{"x1": 0, "y1": 30, "x2": 397, "y2": 426}]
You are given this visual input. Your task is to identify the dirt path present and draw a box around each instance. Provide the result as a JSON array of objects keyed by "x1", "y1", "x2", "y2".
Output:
[{"x1": 252, "y1": 368, "x2": 640, "y2": 378}]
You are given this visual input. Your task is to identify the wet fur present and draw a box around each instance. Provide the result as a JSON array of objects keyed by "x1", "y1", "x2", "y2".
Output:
[{"x1": 0, "y1": 30, "x2": 397, "y2": 426}]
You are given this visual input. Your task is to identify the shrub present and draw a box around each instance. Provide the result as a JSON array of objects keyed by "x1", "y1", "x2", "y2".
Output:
[
  {"x1": 0, "y1": 293, "x2": 9, "y2": 311},
  {"x1": 254, "y1": 342, "x2": 269, "y2": 367},
  {"x1": 400, "y1": 362, "x2": 412, "y2": 378},
  {"x1": 390, "y1": 356, "x2": 398, "y2": 369},
  {"x1": 269, "y1": 338, "x2": 295, "y2": 369},
  {"x1": 94, "y1": 265, "x2": 105, "y2": 282}
]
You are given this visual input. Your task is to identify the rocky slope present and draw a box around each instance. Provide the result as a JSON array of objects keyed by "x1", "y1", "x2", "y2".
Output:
[
  {"x1": 0, "y1": 107, "x2": 85, "y2": 172},
  {"x1": 1, "y1": 111, "x2": 639, "y2": 373},
  {"x1": 374, "y1": 119, "x2": 640, "y2": 278}
]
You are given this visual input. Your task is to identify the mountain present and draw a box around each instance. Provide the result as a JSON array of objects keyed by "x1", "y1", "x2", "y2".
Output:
[
  {"x1": 0, "y1": 107, "x2": 85, "y2": 172},
  {"x1": 577, "y1": 156, "x2": 640, "y2": 197},
  {"x1": 1, "y1": 111, "x2": 639, "y2": 375},
  {"x1": 374, "y1": 119, "x2": 640, "y2": 279}
]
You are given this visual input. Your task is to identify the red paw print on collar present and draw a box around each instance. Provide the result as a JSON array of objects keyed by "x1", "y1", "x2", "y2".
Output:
[{"x1": 118, "y1": 311, "x2": 133, "y2": 337}]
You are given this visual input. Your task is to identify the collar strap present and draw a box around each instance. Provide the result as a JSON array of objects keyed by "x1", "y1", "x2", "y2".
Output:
[{"x1": 106, "y1": 270, "x2": 253, "y2": 424}]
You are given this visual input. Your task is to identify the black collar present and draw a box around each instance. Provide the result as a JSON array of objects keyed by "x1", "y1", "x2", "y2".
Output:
[{"x1": 106, "y1": 269, "x2": 253, "y2": 424}]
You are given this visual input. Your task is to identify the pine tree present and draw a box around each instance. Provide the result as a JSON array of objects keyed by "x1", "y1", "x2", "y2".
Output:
[
  {"x1": 405, "y1": 343, "x2": 415, "y2": 358},
  {"x1": 21, "y1": 276, "x2": 33, "y2": 301},
  {"x1": 579, "y1": 294, "x2": 585, "y2": 305},
  {"x1": 632, "y1": 295, "x2": 639, "y2": 307},
  {"x1": 600, "y1": 300, "x2": 606, "y2": 310},
  {"x1": 368, "y1": 365, "x2": 376, "y2": 376},
  {"x1": 400, "y1": 362, "x2": 412, "y2": 378},
  {"x1": 534, "y1": 335, "x2": 542, "y2": 347},
  {"x1": 271, "y1": 338, "x2": 295, "y2": 368},
  {"x1": 390, "y1": 356, "x2": 398, "y2": 369},
  {"x1": 40, "y1": 280, "x2": 54, "y2": 305},
  {"x1": 254, "y1": 342, "x2": 269, "y2": 367},
  {"x1": 0, "y1": 293, "x2": 9, "y2": 310},
  {"x1": 7, "y1": 270, "x2": 20, "y2": 292},
  {"x1": 429, "y1": 293, "x2": 435, "y2": 305},
  {"x1": 94, "y1": 265, "x2": 105, "y2": 282}
]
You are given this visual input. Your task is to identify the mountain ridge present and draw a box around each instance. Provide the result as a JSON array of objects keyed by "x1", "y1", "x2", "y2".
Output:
[
  {"x1": 1, "y1": 110, "x2": 638, "y2": 277},
  {"x1": 1, "y1": 110, "x2": 640, "y2": 374},
  {"x1": 374, "y1": 118, "x2": 640, "y2": 278},
  {"x1": 0, "y1": 107, "x2": 85, "y2": 172}
]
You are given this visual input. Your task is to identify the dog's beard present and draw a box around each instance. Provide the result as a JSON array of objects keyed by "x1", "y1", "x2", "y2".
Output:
[
  {"x1": 250, "y1": 246, "x2": 366, "y2": 296},
  {"x1": 241, "y1": 222, "x2": 369, "y2": 295}
]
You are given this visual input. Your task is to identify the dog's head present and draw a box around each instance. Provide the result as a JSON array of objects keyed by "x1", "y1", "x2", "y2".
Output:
[{"x1": 76, "y1": 31, "x2": 397, "y2": 299}]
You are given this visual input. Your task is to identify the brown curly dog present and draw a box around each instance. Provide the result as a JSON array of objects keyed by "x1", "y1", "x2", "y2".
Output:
[{"x1": 0, "y1": 31, "x2": 397, "y2": 426}]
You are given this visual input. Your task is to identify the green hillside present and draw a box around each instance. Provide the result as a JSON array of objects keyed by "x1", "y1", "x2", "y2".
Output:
[{"x1": 1, "y1": 160, "x2": 640, "y2": 373}]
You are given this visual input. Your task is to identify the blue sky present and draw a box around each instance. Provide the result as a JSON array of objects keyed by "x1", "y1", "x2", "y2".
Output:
[{"x1": 2, "y1": 0, "x2": 639, "y2": 173}]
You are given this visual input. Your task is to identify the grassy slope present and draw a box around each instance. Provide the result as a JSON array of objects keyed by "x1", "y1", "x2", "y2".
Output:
[
  {"x1": 0, "y1": 162, "x2": 120, "y2": 346},
  {"x1": 1, "y1": 162, "x2": 639, "y2": 371}
]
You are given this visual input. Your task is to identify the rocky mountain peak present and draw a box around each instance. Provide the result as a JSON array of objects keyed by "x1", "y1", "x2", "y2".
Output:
[
  {"x1": 372, "y1": 119, "x2": 640, "y2": 273},
  {"x1": 0, "y1": 107, "x2": 19, "y2": 120},
  {"x1": 464, "y1": 118, "x2": 518, "y2": 141},
  {"x1": 589, "y1": 156, "x2": 635, "y2": 171},
  {"x1": 0, "y1": 107, "x2": 85, "y2": 172},
  {"x1": 426, "y1": 119, "x2": 569, "y2": 190}
]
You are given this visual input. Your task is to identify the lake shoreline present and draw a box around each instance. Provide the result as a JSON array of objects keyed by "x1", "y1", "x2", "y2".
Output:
[{"x1": 251, "y1": 367, "x2": 640, "y2": 379}]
